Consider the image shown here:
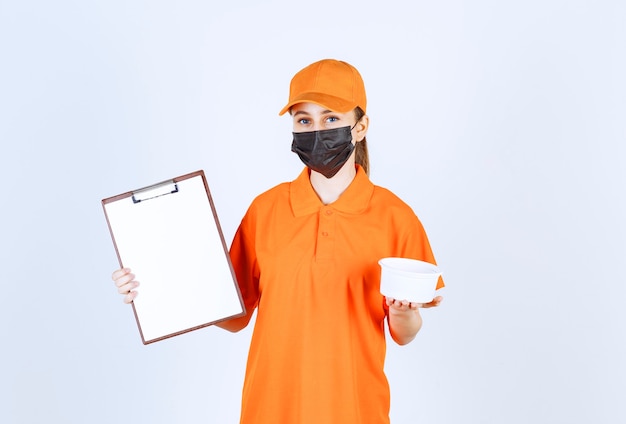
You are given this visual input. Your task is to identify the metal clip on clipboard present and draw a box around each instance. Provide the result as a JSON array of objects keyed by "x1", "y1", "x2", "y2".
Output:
[{"x1": 132, "y1": 180, "x2": 179, "y2": 204}]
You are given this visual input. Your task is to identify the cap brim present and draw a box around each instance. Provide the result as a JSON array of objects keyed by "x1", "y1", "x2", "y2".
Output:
[{"x1": 278, "y1": 92, "x2": 358, "y2": 116}]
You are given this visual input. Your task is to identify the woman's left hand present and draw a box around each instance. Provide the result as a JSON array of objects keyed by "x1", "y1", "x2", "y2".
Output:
[
  {"x1": 385, "y1": 295, "x2": 443, "y2": 345},
  {"x1": 386, "y1": 295, "x2": 443, "y2": 311}
]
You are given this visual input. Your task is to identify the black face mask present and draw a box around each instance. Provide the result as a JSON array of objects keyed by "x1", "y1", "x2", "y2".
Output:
[{"x1": 291, "y1": 125, "x2": 355, "y2": 179}]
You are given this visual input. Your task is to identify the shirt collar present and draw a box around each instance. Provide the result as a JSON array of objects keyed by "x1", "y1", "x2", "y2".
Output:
[{"x1": 290, "y1": 165, "x2": 374, "y2": 217}]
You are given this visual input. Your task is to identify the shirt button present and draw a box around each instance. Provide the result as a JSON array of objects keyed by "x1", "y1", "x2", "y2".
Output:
[
  {"x1": 322, "y1": 231, "x2": 329, "y2": 236},
  {"x1": 325, "y1": 209, "x2": 333, "y2": 215}
]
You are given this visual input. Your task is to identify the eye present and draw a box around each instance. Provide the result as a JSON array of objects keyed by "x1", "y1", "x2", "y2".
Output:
[
  {"x1": 297, "y1": 118, "x2": 310, "y2": 125},
  {"x1": 325, "y1": 116, "x2": 340, "y2": 123}
]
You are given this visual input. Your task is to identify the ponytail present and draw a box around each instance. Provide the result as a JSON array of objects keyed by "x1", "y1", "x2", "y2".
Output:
[{"x1": 354, "y1": 107, "x2": 369, "y2": 175}]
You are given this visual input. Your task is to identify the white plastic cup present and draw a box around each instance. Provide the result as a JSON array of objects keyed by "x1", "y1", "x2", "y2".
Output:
[{"x1": 378, "y1": 257, "x2": 442, "y2": 303}]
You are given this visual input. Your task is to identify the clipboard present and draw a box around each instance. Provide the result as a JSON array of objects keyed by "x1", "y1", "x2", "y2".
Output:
[{"x1": 102, "y1": 170, "x2": 245, "y2": 344}]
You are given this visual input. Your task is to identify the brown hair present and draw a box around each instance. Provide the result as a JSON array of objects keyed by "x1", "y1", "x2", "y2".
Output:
[{"x1": 354, "y1": 107, "x2": 369, "y2": 175}]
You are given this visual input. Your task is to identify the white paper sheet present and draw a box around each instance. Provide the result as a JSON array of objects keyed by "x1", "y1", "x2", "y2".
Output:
[{"x1": 103, "y1": 171, "x2": 244, "y2": 344}]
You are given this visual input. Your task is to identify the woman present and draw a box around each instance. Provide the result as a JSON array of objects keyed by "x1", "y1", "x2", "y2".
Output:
[{"x1": 113, "y1": 58, "x2": 444, "y2": 423}]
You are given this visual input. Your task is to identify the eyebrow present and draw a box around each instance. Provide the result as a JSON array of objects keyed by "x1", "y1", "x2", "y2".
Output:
[{"x1": 292, "y1": 109, "x2": 334, "y2": 117}]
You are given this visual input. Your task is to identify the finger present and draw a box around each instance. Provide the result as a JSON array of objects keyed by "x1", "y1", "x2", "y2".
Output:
[
  {"x1": 112, "y1": 268, "x2": 133, "y2": 286},
  {"x1": 421, "y1": 296, "x2": 443, "y2": 308},
  {"x1": 385, "y1": 297, "x2": 403, "y2": 307},
  {"x1": 388, "y1": 298, "x2": 401, "y2": 307},
  {"x1": 114, "y1": 272, "x2": 136, "y2": 288},
  {"x1": 430, "y1": 295, "x2": 443, "y2": 306},
  {"x1": 388, "y1": 298, "x2": 412, "y2": 311},
  {"x1": 117, "y1": 280, "x2": 139, "y2": 295},
  {"x1": 111, "y1": 267, "x2": 130, "y2": 281},
  {"x1": 123, "y1": 290, "x2": 138, "y2": 304}
]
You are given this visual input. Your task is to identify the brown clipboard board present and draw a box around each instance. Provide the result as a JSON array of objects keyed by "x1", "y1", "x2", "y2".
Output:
[{"x1": 102, "y1": 170, "x2": 245, "y2": 344}]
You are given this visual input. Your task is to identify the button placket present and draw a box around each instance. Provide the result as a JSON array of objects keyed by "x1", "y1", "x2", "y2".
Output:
[{"x1": 316, "y1": 207, "x2": 335, "y2": 260}]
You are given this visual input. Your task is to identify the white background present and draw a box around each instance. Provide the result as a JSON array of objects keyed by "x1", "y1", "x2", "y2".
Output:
[{"x1": 1, "y1": 1, "x2": 624, "y2": 423}]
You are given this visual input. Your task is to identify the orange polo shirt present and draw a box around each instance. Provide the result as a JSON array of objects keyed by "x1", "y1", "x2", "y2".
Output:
[{"x1": 228, "y1": 166, "x2": 443, "y2": 424}]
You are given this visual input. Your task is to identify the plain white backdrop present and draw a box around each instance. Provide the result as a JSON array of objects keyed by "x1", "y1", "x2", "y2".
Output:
[{"x1": 1, "y1": 1, "x2": 625, "y2": 423}]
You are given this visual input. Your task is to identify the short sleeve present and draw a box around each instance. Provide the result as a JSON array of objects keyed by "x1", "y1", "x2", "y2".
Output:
[
  {"x1": 221, "y1": 209, "x2": 260, "y2": 331},
  {"x1": 399, "y1": 215, "x2": 445, "y2": 290}
]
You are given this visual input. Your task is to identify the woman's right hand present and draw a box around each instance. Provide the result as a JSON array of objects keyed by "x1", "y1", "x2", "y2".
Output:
[{"x1": 112, "y1": 267, "x2": 139, "y2": 304}]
